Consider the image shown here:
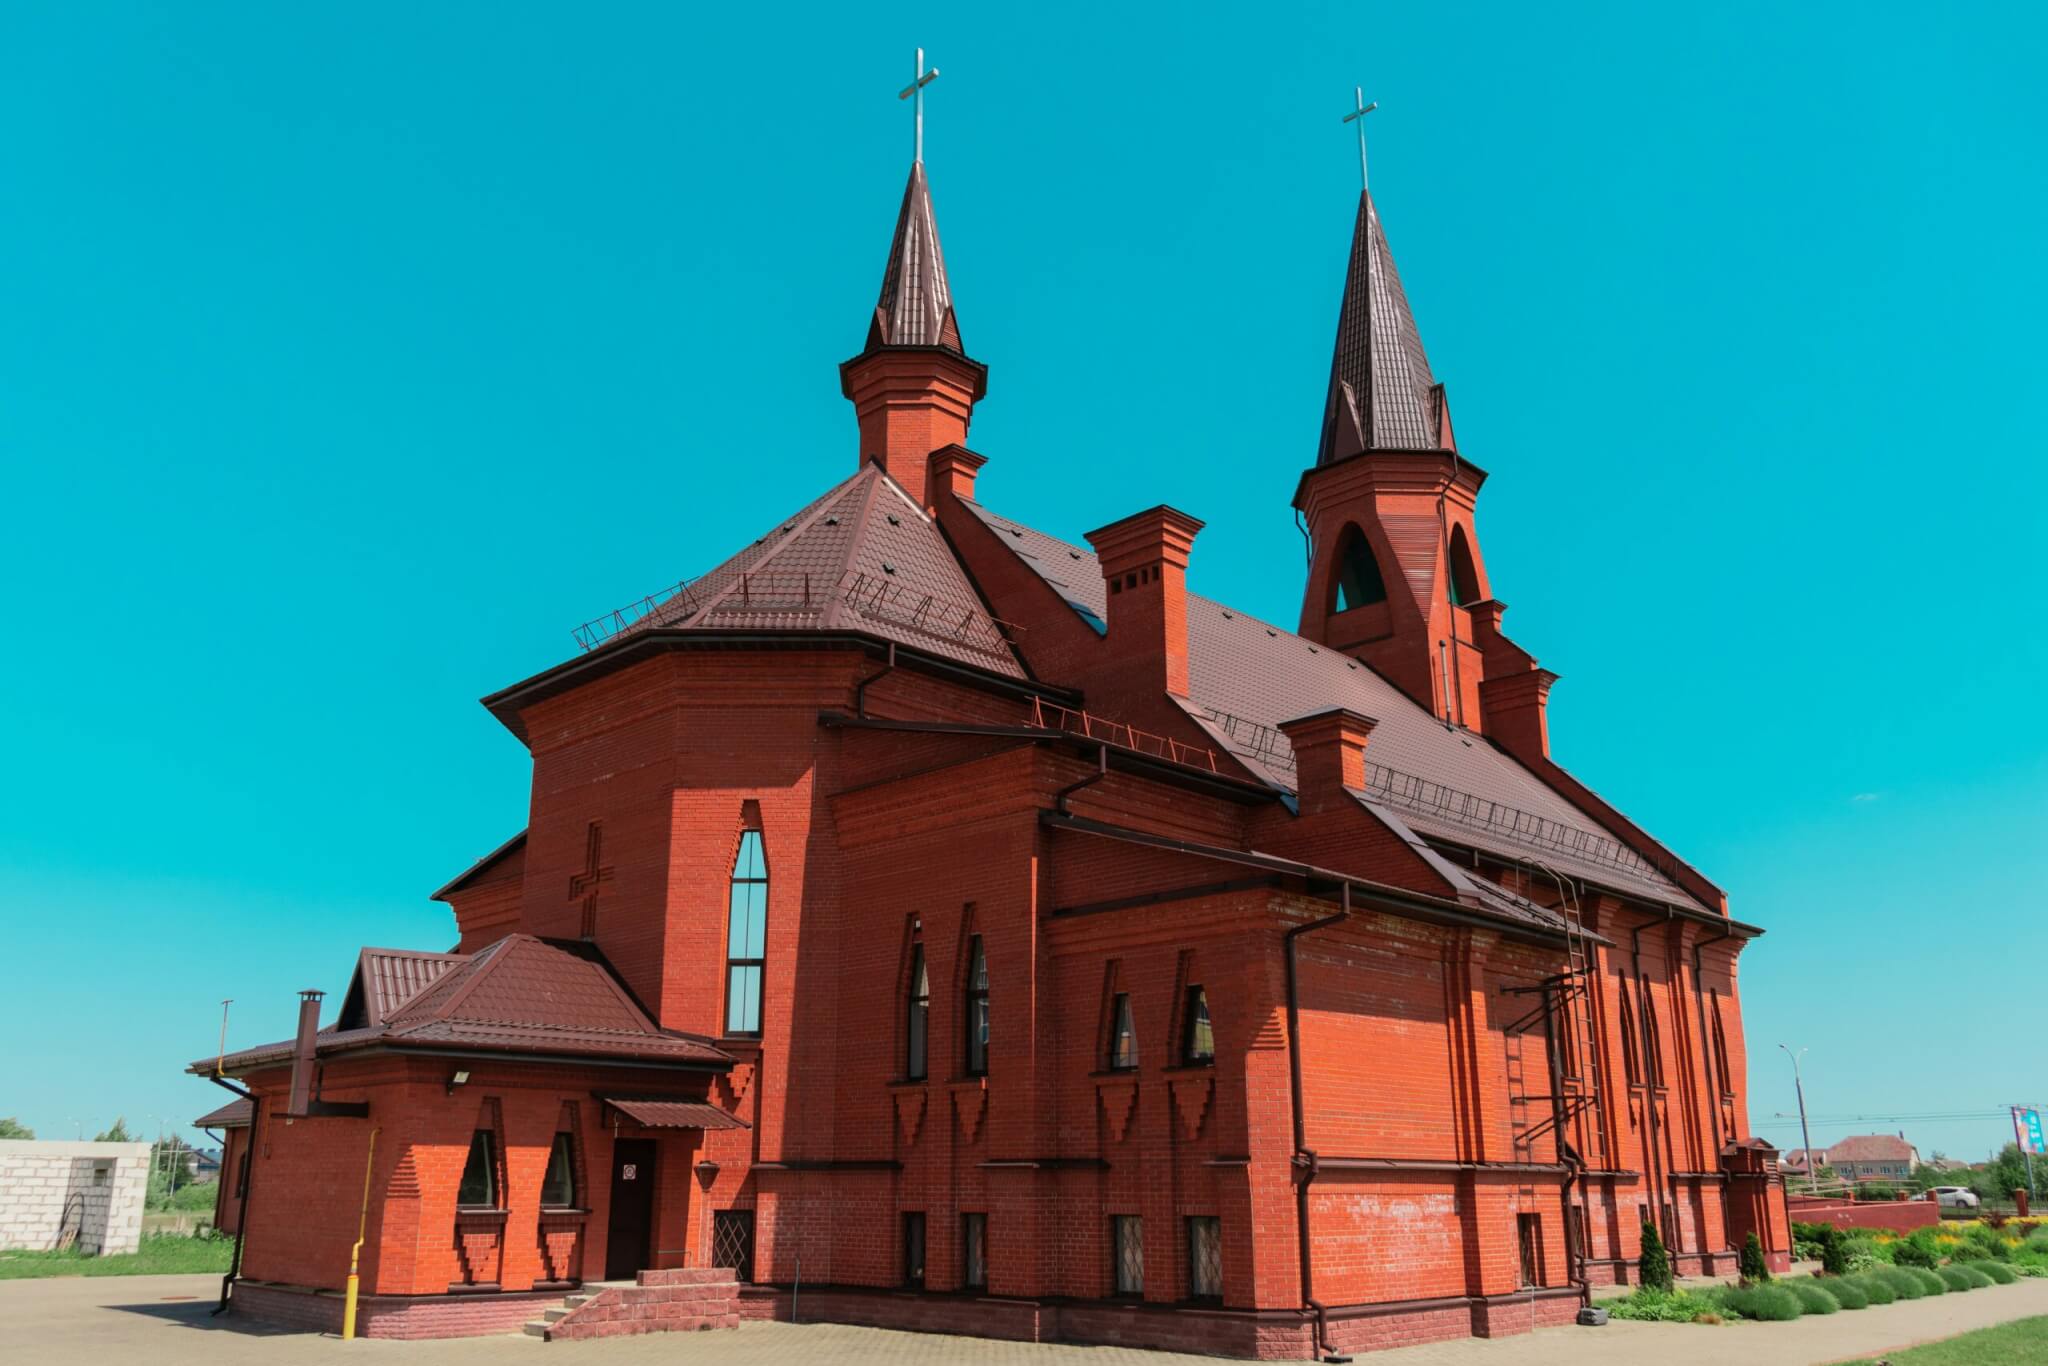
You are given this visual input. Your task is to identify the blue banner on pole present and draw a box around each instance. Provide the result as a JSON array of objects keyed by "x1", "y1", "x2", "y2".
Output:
[{"x1": 2016, "y1": 1107, "x2": 2045, "y2": 1155}]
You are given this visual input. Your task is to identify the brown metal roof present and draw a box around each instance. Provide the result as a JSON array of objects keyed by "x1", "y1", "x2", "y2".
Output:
[
  {"x1": 602, "y1": 1097, "x2": 750, "y2": 1131},
  {"x1": 867, "y1": 161, "x2": 963, "y2": 352},
  {"x1": 196, "y1": 936, "x2": 732, "y2": 1076},
  {"x1": 430, "y1": 830, "x2": 527, "y2": 902},
  {"x1": 192, "y1": 1098, "x2": 251, "y2": 1129},
  {"x1": 961, "y1": 498, "x2": 1706, "y2": 912},
  {"x1": 1819, "y1": 1135, "x2": 1917, "y2": 1164},
  {"x1": 586, "y1": 464, "x2": 1026, "y2": 677},
  {"x1": 337, "y1": 947, "x2": 466, "y2": 1029},
  {"x1": 1319, "y1": 191, "x2": 1444, "y2": 462}
]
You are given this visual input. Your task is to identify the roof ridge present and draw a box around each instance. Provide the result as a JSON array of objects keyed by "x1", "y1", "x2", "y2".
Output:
[{"x1": 816, "y1": 465, "x2": 891, "y2": 632}]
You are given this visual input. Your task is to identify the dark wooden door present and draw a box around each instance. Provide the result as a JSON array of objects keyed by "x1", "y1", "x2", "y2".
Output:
[{"x1": 605, "y1": 1139, "x2": 657, "y2": 1280}]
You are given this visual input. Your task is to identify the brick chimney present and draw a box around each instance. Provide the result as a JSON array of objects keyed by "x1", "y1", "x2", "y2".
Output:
[
  {"x1": 1469, "y1": 599, "x2": 1556, "y2": 760},
  {"x1": 1084, "y1": 506, "x2": 1204, "y2": 699},
  {"x1": 928, "y1": 443, "x2": 988, "y2": 504},
  {"x1": 286, "y1": 989, "x2": 323, "y2": 1116},
  {"x1": 1277, "y1": 708, "x2": 1377, "y2": 808}
]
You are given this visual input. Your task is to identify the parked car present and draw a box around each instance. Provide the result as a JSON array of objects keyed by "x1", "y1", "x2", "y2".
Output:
[{"x1": 1930, "y1": 1186, "x2": 1981, "y2": 1209}]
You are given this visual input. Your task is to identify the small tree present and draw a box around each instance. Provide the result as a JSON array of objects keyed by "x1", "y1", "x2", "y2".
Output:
[
  {"x1": 0, "y1": 1117, "x2": 33, "y2": 1140},
  {"x1": 1638, "y1": 1218, "x2": 1673, "y2": 1292},
  {"x1": 1740, "y1": 1231, "x2": 1771, "y2": 1285},
  {"x1": 1818, "y1": 1224, "x2": 1852, "y2": 1276},
  {"x1": 94, "y1": 1117, "x2": 134, "y2": 1143}
]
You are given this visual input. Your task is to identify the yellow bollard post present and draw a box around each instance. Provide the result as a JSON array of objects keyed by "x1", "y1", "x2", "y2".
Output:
[{"x1": 341, "y1": 1127, "x2": 379, "y2": 1341}]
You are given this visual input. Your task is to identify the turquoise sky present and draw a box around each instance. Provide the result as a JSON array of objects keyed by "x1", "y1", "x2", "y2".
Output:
[{"x1": 1, "y1": 2, "x2": 2041, "y2": 1162}]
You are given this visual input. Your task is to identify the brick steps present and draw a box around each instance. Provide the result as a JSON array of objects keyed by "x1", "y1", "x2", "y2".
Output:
[{"x1": 524, "y1": 1269, "x2": 742, "y2": 1342}]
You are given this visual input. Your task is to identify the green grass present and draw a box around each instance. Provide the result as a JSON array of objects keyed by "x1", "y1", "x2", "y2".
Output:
[
  {"x1": 0, "y1": 1234, "x2": 233, "y2": 1279},
  {"x1": 1849, "y1": 1315, "x2": 2048, "y2": 1364}
]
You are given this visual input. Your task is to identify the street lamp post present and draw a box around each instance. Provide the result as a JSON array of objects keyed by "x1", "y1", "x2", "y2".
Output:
[{"x1": 1780, "y1": 1044, "x2": 1816, "y2": 1193}]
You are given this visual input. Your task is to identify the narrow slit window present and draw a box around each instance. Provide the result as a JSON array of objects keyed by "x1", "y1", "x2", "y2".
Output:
[
  {"x1": 964, "y1": 936, "x2": 989, "y2": 1076},
  {"x1": 1182, "y1": 986, "x2": 1214, "y2": 1065},
  {"x1": 962, "y1": 1212, "x2": 987, "y2": 1290},
  {"x1": 725, "y1": 829, "x2": 768, "y2": 1036},
  {"x1": 1108, "y1": 993, "x2": 1138, "y2": 1071},
  {"x1": 1709, "y1": 989, "x2": 1733, "y2": 1094},
  {"x1": 903, "y1": 1211, "x2": 927, "y2": 1288},
  {"x1": 456, "y1": 1129, "x2": 498, "y2": 1209},
  {"x1": 540, "y1": 1132, "x2": 577, "y2": 1208},
  {"x1": 1618, "y1": 989, "x2": 1642, "y2": 1086},
  {"x1": 906, "y1": 943, "x2": 929, "y2": 1081},
  {"x1": 1112, "y1": 1215, "x2": 1144, "y2": 1295},
  {"x1": 1187, "y1": 1216, "x2": 1222, "y2": 1301}
]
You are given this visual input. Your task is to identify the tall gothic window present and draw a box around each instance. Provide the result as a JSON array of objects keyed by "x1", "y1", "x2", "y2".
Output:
[
  {"x1": 1108, "y1": 993, "x2": 1138, "y2": 1071},
  {"x1": 1182, "y1": 986, "x2": 1214, "y2": 1065},
  {"x1": 1448, "y1": 525, "x2": 1480, "y2": 607},
  {"x1": 1709, "y1": 989, "x2": 1733, "y2": 1094},
  {"x1": 1332, "y1": 526, "x2": 1388, "y2": 613},
  {"x1": 964, "y1": 936, "x2": 989, "y2": 1076},
  {"x1": 1618, "y1": 989, "x2": 1642, "y2": 1086},
  {"x1": 725, "y1": 830, "x2": 768, "y2": 1036},
  {"x1": 906, "y1": 944, "x2": 929, "y2": 1081},
  {"x1": 540, "y1": 1132, "x2": 577, "y2": 1208},
  {"x1": 456, "y1": 1129, "x2": 499, "y2": 1210}
]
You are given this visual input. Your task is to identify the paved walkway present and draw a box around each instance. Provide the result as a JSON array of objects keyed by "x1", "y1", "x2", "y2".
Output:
[{"x1": 2, "y1": 1273, "x2": 2045, "y2": 1364}]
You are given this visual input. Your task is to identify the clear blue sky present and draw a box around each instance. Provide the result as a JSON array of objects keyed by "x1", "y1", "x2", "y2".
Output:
[{"x1": 1, "y1": 2, "x2": 2041, "y2": 1162}]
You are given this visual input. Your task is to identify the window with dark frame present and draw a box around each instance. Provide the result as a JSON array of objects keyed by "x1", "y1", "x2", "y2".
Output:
[
  {"x1": 456, "y1": 1129, "x2": 498, "y2": 1209},
  {"x1": 1108, "y1": 992, "x2": 1138, "y2": 1071},
  {"x1": 1112, "y1": 1214, "x2": 1144, "y2": 1296},
  {"x1": 1568, "y1": 1205, "x2": 1587, "y2": 1270},
  {"x1": 1517, "y1": 1214, "x2": 1543, "y2": 1287},
  {"x1": 903, "y1": 1211, "x2": 927, "y2": 1288},
  {"x1": 962, "y1": 1212, "x2": 987, "y2": 1290},
  {"x1": 1182, "y1": 985, "x2": 1214, "y2": 1065},
  {"x1": 1663, "y1": 1202, "x2": 1678, "y2": 1251},
  {"x1": 906, "y1": 943, "x2": 929, "y2": 1081},
  {"x1": 1618, "y1": 989, "x2": 1642, "y2": 1085},
  {"x1": 725, "y1": 830, "x2": 768, "y2": 1036},
  {"x1": 1641, "y1": 983, "x2": 1665, "y2": 1086},
  {"x1": 964, "y1": 936, "x2": 989, "y2": 1076},
  {"x1": 1710, "y1": 989, "x2": 1733, "y2": 1094},
  {"x1": 711, "y1": 1209, "x2": 755, "y2": 1281},
  {"x1": 540, "y1": 1132, "x2": 577, "y2": 1208},
  {"x1": 1187, "y1": 1216, "x2": 1222, "y2": 1301}
]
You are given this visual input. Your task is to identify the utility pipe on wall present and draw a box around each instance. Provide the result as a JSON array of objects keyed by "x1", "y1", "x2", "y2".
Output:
[
  {"x1": 1285, "y1": 884, "x2": 1352, "y2": 1365},
  {"x1": 342, "y1": 1127, "x2": 381, "y2": 1341}
]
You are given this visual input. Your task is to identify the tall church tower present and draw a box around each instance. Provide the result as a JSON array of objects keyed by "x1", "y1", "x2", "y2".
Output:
[
  {"x1": 839, "y1": 160, "x2": 988, "y2": 509},
  {"x1": 1295, "y1": 187, "x2": 1546, "y2": 745}
]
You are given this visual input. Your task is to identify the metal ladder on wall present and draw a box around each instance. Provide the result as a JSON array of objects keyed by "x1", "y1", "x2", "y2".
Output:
[{"x1": 1501, "y1": 864, "x2": 1604, "y2": 1290}]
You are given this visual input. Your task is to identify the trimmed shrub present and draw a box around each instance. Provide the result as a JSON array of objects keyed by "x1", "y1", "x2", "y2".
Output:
[
  {"x1": 1939, "y1": 1263, "x2": 1991, "y2": 1290},
  {"x1": 1720, "y1": 1284, "x2": 1804, "y2": 1321},
  {"x1": 1785, "y1": 1279, "x2": 1839, "y2": 1314},
  {"x1": 1973, "y1": 1259, "x2": 2019, "y2": 1284},
  {"x1": 1818, "y1": 1226, "x2": 1853, "y2": 1276},
  {"x1": 1908, "y1": 1266, "x2": 1948, "y2": 1295},
  {"x1": 1606, "y1": 1288, "x2": 1715, "y2": 1322},
  {"x1": 1816, "y1": 1275, "x2": 1870, "y2": 1309},
  {"x1": 1740, "y1": 1231, "x2": 1772, "y2": 1284},
  {"x1": 1893, "y1": 1236, "x2": 1940, "y2": 1269},
  {"x1": 1876, "y1": 1265, "x2": 1926, "y2": 1299},
  {"x1": 1637, "y1": 1218, "x2": 1674, "y2": 1293},
  {"x1": 1854, "y1": 1272, "x2": 1898, "y2": 1305}
]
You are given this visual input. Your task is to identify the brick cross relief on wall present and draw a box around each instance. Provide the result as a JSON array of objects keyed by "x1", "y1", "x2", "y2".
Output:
[{"x1": 568, "y1": 822, "x2": 614, "y2": 939}]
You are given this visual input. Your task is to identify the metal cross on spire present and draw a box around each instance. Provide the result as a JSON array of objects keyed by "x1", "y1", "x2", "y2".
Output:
[
  {"x1": 899, "y1": 47, "x2": 940, "y2": 163},
  {"x1": 1343, "y1": 86, "x2": 1379, "y2": 191}
]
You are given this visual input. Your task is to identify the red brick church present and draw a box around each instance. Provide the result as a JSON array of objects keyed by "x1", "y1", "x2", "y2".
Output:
[{"x1": 193, "y1": 126, "x2": 1789, "y2": 1356}]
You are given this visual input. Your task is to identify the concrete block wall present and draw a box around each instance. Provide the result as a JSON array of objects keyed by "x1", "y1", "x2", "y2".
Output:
[{"x1": 0, "y1": 1141, "x2": 151, "y2": 1255}]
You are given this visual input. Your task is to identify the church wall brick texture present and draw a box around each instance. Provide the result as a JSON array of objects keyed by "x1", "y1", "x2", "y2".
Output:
[{"x1": 193, "y1": 140, "x2": 1788, "y2": 1356}]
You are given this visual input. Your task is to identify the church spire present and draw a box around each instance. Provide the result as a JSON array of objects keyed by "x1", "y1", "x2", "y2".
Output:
[
  {"x1": 867, "y1": 161, "x2": 964, "y2": 352},
  {"x1": 839, "y1": 50, "x2": 986, "y2": 510},
  {"x1": 1315, "y1": 190, "x2": 1447, "y2": 463}
]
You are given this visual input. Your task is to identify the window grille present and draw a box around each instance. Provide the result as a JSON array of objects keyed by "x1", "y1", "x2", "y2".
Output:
[
  {"x1": 725, "y1": 830, "x2": 768, "y2": 1035},
  {"x1": 903, "y1": 1211, "x2": 927, "y2": 1288},
  {"x1": 711, "y1": 1209, "x2": 755, "y2": 1281},
  {"x1": 962, "y1": 1213, "x2": 987, "y2": 1289},
  {"x1": 1112, "y1": 1215, "x2": 1144, "y2": 1296},
  {"x1": 1187, "y1": 1216, "x2": 1221, "y2": 1301},
  {"x1": 1182, "y1": 986, "x2": 1214, "y2": 1064},
  {"x1": 964, "y1": 936, "x2": 989, "y2": 1075}
]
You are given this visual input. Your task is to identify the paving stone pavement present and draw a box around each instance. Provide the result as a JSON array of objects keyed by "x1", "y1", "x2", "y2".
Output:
[{"x1": 4, "y1": 1273, "x2": 2047, "y2": 1364}]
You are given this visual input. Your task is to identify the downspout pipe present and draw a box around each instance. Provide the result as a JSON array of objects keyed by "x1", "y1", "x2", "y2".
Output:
[
  {"x1": 853, "y1": 642, "x2": 898, "y2": 719},
  {"x1": 1287, "y1": 885, "x2": 1352, "y2": 1364},
  {"x1": 1054, "y1": 743, "x2": 1109, "y2": 815},
  {"x1": 205, "y1": 1075, "x2": 256, "y2": 1315}
]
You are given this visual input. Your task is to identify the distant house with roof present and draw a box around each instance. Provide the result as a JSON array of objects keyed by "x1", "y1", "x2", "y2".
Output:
[{"x1": 1787, "y1": 1134, "x2": 1919, "y2": 1185}]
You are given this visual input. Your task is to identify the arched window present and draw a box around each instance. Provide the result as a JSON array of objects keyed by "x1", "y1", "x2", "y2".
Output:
[
  {"x1": 1331, "y1": 526, "x2": 1388, "y2": 613},
  {"x1": 964, "y1": 937, "x2": 989, "y2": 1075},
  {"x1": 906, "y1": 944, "x2": 929, "y2": 1081},
  {"x1": 1447, "y1": 525, "x2": 1480, "y2": 608},
  {"x1": 724, "y1": 830, "x2": 767, "y2": 1036}
]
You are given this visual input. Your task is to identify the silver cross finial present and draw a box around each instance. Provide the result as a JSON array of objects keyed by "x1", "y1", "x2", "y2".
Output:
[
  {"x1": 899, "y1": 48, "x2": 941, "y2": 163},
  {"x1": 1343, "y1": 86, "x2": 1378, "y2": 191}
]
